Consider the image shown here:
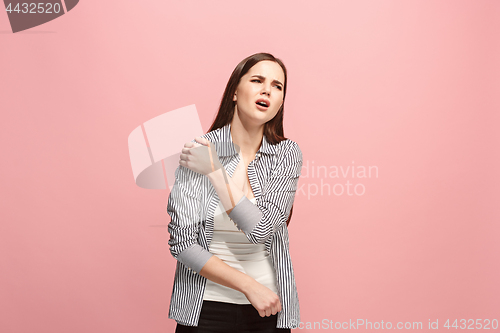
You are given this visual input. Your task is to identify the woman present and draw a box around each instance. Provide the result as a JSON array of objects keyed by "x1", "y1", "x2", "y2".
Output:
[{"x1": 167, "y1": 52, "x2": 303, "y2": 332}]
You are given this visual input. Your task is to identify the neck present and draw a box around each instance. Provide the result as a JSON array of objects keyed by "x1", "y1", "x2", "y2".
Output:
[{"x1": 230, "y1": 115, "x2": 264, "y2": 159}]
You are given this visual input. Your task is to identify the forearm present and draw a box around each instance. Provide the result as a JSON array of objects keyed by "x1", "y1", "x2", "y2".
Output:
[
  {"x1": 199, "y1": 255, "x2": 256, "y2": 295},
  {"x1": 207, "y1": 167, "x2": 263, "y2": 234},
  {"x1": 200, "y1": 255, "x2": 282, "y2": 319},
  {"x1": 207, "y1": 167, "x2": 245, "y2": 215}
]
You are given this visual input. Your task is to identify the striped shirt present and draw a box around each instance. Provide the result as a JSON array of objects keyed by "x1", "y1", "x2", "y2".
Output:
[{"x1": 167, "y1": 122, "x2": 302, "y2": 329}]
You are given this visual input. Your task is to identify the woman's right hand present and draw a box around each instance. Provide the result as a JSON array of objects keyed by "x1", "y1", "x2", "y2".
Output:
[{"x1": 243, "y1": 280, "x2": 282, "y2": 317}]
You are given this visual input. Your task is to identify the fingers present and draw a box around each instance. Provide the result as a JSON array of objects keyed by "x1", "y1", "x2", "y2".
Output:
[
  {"x1": 179, "y1": 148, "x2": 191, "y2": 160},
  {"x1": 270, "y1": 299, "x2": 280, "y2": 316},
  {"x1": 184, "y1": 141, "x2": 202, "y2": 149},
  {"x1": 194, "y1": 137, "x2": 210, "y2": 146},
  {"x1": 258, "y1": 299, "x2": 281, "y2": 317},
  {"x1": 261, "y1": 306, "x2": 278, "y2": 317},
  {"x1": 274, "y1": 301, "x2": 281, "y2": 315},
  {"x1": 179, "y1": 142, "x2": 200, "y2": 164}
]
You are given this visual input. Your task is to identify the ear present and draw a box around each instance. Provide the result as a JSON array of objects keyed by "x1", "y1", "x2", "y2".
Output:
[{"x1": 233, "y1": 93, "x2": 237, "y2": 102}]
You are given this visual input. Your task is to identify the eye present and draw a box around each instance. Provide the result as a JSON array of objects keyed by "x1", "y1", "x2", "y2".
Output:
[
  {"x1": 251, "y1": 79, "x2": 261, "y2": 83},
  {"x1": 274, "y1": 85, "x2": 283, "y2": 91}
]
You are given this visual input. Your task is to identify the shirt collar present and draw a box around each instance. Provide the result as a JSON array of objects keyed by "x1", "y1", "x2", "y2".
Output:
[{"x1": 215, "y1": 123, "x2": 278, "y2": 157}]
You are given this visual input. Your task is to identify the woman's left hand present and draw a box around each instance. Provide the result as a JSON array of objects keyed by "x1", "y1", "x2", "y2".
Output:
[{"x1": 179, "y1": 137, "x2": 223, "y2": 176}]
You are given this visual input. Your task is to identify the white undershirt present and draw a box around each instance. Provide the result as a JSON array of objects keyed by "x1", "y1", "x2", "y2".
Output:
[{"x1": 202, "y1": 197, "x2": 278, "y2": 304}]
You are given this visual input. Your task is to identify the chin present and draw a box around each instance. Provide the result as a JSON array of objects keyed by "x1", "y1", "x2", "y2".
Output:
[{"x1": 247, "y1": 117, "x2": 267, "y2": 126}]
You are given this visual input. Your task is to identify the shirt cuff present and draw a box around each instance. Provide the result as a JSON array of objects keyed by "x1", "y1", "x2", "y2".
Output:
[
  {"x1": 227, "y1": 195, "x2": 263, "y2": 234},
  {"x1": 177, "y1": 243, "x2": 214, "y2": 274}
]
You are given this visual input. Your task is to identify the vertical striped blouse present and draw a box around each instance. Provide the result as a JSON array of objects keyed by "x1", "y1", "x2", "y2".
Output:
[{"x1": 167, "y1": 122, "x2": 303, "y2": 329}]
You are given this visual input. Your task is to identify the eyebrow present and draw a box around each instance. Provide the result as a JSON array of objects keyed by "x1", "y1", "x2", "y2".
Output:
[{"x1": 251, "y1": 75, "x2": 284, "y2": 87}]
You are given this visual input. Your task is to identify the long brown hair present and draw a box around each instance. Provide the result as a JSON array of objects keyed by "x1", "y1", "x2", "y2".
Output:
[{"x1": 207, "y1": 52, "x2": 296, "y2": 227}]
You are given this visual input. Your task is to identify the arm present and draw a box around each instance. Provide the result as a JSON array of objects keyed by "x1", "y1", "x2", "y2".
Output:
[
  {"x1": 199, "y1": 256, "x2": 282, "y2": 317},
  {"x1": 208, "y1": 141, "x2": 303, "y2": 244},
  {"x1": 167, "y1": 138, "x2": 244, "y2": 272},
  {"x1": 167, "y1": 165, "x2": 213, "y2": 273}
]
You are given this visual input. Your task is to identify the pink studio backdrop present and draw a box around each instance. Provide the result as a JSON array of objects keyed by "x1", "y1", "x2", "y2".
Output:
[{"x1": 1, "y1": 1, "x2": 499, "y2": 332}]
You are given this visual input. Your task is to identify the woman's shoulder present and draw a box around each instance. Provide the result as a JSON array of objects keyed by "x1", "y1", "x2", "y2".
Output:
[
  {"x1": 271, "y1": 139, "x2": 302, "y2": 170},
  {"x1": 278, "y1": 138, "x2": 299, "y2": 148},
  {"x1": 277, "y1": 138, "x2": 302, "y2": 157}
]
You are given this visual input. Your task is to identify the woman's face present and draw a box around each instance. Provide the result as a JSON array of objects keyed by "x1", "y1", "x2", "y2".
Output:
[{"x1": 233, "y1": 60, "x2": 285, "y2": 126}]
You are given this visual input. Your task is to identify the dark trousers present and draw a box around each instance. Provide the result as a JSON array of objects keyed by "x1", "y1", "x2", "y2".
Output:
[{"x1": 175, "y1": 300, "x2": 291, "y2": 333}]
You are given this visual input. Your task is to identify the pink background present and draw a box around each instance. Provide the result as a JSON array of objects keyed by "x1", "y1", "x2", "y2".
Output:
[{"x1": 1, "y1": 1, "x2": 499, "y2": 332}]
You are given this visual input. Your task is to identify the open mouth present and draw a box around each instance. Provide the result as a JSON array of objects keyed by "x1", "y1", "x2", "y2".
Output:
[{"x1": 256, "y1": 99, "x2": 270, "y2": 110}]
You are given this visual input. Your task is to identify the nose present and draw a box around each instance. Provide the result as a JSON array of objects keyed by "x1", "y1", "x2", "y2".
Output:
[{"x1": 261, "y1": 85, "x2": 270, "y2": 96}]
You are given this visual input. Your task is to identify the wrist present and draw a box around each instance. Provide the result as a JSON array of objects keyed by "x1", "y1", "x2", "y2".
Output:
[{"x1": 238, "y1": 274, "x2": 257, "y2": 295}]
